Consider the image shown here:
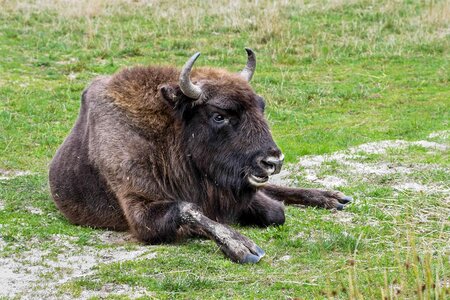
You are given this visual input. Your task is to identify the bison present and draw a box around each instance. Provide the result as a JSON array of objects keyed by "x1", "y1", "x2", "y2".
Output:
[{"x1": 49, "y1": 48, "x2": 352, "y2": 263}]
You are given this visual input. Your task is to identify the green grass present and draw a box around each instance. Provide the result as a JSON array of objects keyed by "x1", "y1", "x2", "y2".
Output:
[{"x1": 1, "y1": 0, "x2": 449, "y2": 299}]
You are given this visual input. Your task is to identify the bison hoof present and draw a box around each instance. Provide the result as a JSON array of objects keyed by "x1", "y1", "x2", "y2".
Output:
[
  {"x1": 255, "y1": 245, "x2": 265, "y2": 257},
  {"x1": 231, "y1": 243, "x2": 265, "y2": 264},
  {"x1": 335, "y1": 196, "x2": 353, "y2": 210},
  {"x1": 220, "y1": 235, "x2": 265, "y2": 264},
  {"x1": 341, "y1": 196, "x2": 353, "y2": 204},
  {"x1": 319, "y1": 191, "x2": 353, "y2": 210},
  {"x1": 242, "y1": 253, "x2": 262, "y2": 264},
  {"x1": 336, "y1": 195, "x2": 353, "y2": 210},
  {"x1": 212, "y1": 223, "x2": 266, "y2": 264},
  {"x1": 239, "y1": 246, "x2": 265, "y2": 264}
]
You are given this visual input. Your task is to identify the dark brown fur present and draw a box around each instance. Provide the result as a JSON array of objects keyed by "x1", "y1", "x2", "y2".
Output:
[{"x1": 49, "y1": 60, "x2": 351, "y2": 263}]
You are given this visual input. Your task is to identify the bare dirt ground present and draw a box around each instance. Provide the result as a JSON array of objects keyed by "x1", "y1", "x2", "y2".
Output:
[
  {"x1": 0, "y1": 169, "x2": 33, "y2": 181},
  {"x1": 0, "y1": 232, "x2": 155, "y2": 299},
  {"x1": 1, "y1": 130, "x2": 448, "y2": 299},
  {"x1": 272, "y1": 130, "x2": 449, "y2": 194}
]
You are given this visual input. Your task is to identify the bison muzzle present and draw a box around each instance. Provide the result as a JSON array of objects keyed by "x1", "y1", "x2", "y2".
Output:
[{"x1": 49, "y1": 48, "x2": 352, "y2": 263}]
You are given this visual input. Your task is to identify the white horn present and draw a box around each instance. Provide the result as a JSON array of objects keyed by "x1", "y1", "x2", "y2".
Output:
[
  {"x1": 240, "y1": 48, "x2": 256, "y2": 82},
  {"x1": 179, "y1": 52, "x2": 202, "y2": 99}
]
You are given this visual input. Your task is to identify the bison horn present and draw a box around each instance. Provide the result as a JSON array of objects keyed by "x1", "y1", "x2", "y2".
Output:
[
  {"x1": 179, "y1": 52, "x2": 202, "y2": 100},
  {"x1": 240, "y1": 48, "x2": 256, "y2": 82}
]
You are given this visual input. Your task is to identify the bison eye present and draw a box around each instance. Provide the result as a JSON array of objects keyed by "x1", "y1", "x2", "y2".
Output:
[{"x1": 212, "y1": 113, "x2": 225, "y2": 124}]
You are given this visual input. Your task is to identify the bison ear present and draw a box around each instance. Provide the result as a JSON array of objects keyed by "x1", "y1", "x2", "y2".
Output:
[
  {"x1": 159, "y1": 84, "x2": 178, "y2": 106},
  {"x1": 159, "y1": 84, "x2": 190, "y2": 119}
]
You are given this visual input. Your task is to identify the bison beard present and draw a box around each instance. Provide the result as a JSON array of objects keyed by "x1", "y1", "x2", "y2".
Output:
[{"x1": 49, "y1": 49, "x2": 352, "y2": 263}]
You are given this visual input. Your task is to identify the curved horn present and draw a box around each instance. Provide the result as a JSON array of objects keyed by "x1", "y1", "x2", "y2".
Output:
[
  {"x1": 240, "y1": 48, "x2": 256, "y2": 82},
  {"x1": 179, "y1": 52, "x2": 202, "y2": 99}
]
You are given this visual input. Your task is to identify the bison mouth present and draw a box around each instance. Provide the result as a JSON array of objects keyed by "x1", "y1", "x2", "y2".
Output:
[{"x1": 248, "y1": 174, "x2": 269, "y2": 187}]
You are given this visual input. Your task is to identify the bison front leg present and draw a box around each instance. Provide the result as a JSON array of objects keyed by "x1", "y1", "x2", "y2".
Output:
[
  {"x1": 262, "y1": 184, "x2": 352, "y2": 210},
  {"x1": 120, "y1": 196, "x2": 264, "y2": 263}
]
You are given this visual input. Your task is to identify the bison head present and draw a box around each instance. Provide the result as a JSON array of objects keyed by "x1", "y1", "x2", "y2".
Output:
[{"x1": 159, "y1": 49, "x2": 284, "y2": 191}]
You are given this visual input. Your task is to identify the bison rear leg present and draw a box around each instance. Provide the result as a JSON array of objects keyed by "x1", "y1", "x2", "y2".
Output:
[
  {"x1": 238, "y1": 191, "x2": 285, "y2": 227},
  {"x1": 262, "y1": 184, "x2": 352, "y2": 210},
  {"x1": 120, "y1": 196, "x2": 264, "y2": 263}
]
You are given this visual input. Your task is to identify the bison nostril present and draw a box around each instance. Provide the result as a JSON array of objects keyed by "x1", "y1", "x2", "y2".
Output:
[
  {"x1": 261, "y1": 160, "x2": 274, "y2": 170},
  {"x1": 260, "y1": 157, "x2": 283, "y2": 175}
]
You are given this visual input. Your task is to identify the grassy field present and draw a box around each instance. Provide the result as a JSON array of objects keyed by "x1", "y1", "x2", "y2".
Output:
[{"x1": 0, "y1": 0, "x2": 449, "y2": 299}]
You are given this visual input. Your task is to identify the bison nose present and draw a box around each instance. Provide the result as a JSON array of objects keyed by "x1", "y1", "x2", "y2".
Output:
[{"x1": 260, "y1": 154, "x2": 284, "y2": 175}]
